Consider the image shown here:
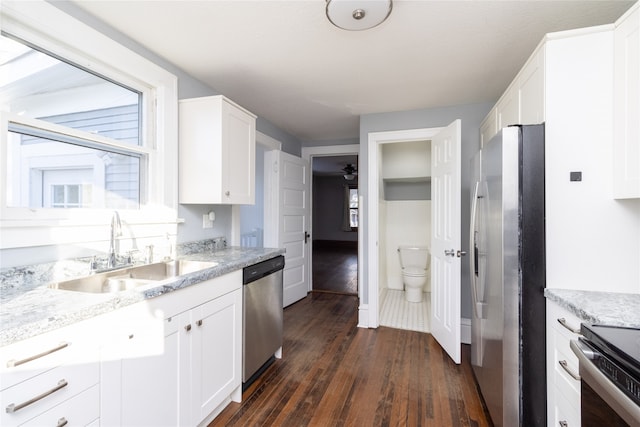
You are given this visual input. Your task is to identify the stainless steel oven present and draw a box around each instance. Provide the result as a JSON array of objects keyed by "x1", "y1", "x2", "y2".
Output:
[{"x1": 571, "y1": 324, "x2": 640, "y2": 427}]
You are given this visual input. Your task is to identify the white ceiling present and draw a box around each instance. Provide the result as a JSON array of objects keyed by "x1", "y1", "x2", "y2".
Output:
[{"x1": 69, "y1": 0, "x2": 635, "y2": 142}]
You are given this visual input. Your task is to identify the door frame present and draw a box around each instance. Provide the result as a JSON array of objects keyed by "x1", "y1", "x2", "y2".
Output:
[
  {"x1": 366, "y1": 127, "x2": 442, "y2": 329},
  {"x1": 301, "y1": 144, "x2": 360, "y2": 293}
]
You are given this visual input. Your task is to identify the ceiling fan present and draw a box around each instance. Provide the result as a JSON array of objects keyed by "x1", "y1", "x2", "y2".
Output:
[{"x1": 342, "y1": 163, "x2": 357, "y2": 180}]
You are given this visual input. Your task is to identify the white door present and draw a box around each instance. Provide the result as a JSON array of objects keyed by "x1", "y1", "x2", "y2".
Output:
[
  {"x1": 264, "y1": 151, "x2": 310, "y2": 307},
  {"x1": 430, "y1": 119, "x2": 462, "y2": 364}
]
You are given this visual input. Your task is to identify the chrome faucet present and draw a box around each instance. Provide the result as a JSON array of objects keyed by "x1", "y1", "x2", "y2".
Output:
[{"x1": 108, "y1": 211, "x2": 122, "y2": 268}]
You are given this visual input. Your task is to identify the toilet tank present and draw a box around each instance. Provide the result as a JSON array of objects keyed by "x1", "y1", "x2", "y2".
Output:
[{"x1": 398, "y1": 246, "x2": 430, "y2": 270}]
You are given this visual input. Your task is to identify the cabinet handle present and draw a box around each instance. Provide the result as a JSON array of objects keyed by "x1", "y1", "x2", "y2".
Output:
[
  {"x1": 196, "y1": 319, "x2": 203, "y2": 327},
  {"x1": 5, "y1": 379, "x2": 68, "y2": 413},
  {"x1": 6, "y1": 342, "x2": 69, "y2": 368},
  {"x1": 559, "y1": 421, "x2": 568, "y2": 427},
  {"x1": 557, "y1": 318, "x2": 581, "y2": 334},
  {"x1": 57, "y1": 417, "x2": 68, "y2": 427},
  {"x1": 185, "y1": 324, "x2": 192, "y2": 332},
  {"x1": 225, "y1": 191, "x2": 230, "y2": 197},
  {"x1": 559, "y1": 360, "x2": 581, "y2": 381}
]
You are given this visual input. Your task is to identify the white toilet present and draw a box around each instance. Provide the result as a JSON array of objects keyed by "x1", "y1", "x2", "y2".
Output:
[{"x1": 397, "y1": 246, "x2": 430, "y2": 303}]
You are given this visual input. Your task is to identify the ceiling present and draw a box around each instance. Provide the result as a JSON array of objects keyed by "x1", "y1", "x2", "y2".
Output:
[{"x1": 68, "y1": 0, "x2": 635, "y2": 142}]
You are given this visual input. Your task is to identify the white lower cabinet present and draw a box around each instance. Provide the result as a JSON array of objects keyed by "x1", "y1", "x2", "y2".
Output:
[
  {"x1": 546, "y1": 300, "x2": 582, "y2": 427},
  {"x1": 191, "y1": 289, "x2": 243, "y2": 425},
  {"x1": 101, "y1": 270, "x2": 243, "y2": 426}
]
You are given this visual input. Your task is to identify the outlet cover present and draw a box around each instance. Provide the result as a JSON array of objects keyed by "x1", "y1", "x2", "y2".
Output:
[{"x1": 202, "y1": 214, "x2": 213, "y2": 229}]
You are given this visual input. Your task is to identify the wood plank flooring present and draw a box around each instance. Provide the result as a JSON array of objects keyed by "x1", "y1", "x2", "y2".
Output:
[
  {"x1": 210, "y1": 293, "x2": 492, "y2": 426},
  {"x1": 312, "y1": 241, "x2": 358, "y2": 295}
]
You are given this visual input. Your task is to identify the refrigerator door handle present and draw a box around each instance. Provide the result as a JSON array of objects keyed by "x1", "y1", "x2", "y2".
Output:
[{"x1": 470, "y1": 181, "x2": 487, "y2": 319}]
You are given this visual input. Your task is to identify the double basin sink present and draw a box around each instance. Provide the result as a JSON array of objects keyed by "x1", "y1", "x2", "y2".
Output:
[{"x1": 48, "y1": 260, "x2": 218, "y2": 294}]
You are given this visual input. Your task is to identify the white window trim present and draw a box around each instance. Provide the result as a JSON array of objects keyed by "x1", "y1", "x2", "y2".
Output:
[{"x1": 0, "y1": 0, "x2": 178, "y2": 250}]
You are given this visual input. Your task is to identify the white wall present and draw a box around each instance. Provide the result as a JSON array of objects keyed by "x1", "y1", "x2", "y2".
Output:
[{"x1": 384, "y1": 201, "x2": 431, "y2": 290}]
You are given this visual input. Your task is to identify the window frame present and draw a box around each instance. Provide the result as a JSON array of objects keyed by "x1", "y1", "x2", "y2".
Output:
[{"x1": 0, "y1": 0, "x2": 178, "y2": 250}]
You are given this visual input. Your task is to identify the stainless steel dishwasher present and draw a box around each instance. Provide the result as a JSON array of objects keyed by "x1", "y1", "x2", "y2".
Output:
[{"x1": 242, "y1": 255, "x2": 284, "y2": 387}]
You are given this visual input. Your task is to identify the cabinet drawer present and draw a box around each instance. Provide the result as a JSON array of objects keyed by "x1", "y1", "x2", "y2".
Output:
[
  {"x1": 1, "y1": 358, "x2": 98, "y2": 426},
  {"x1": 1, "y1": 319, "x2": 102, "y2": 390},
  {"x1": 551, "y1": 324, "x2": 580, "y2": 400},
  {"x1": 21, "y1": 384, "x2": 99, "y2": 427},
  {"x1": 547, "y1": 303, "x2": 583, "y2": 342},
  {"x1": 552, "y1": 388, "x2": 581, "y2": 427}
]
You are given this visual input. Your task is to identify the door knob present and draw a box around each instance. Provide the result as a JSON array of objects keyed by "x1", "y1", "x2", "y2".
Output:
[
  {"x1": 304, "y1": 231, "x2": 310, "y2": 243},
  {"x1": 457, "y1": 250, "x2": 467, "y2": 257}
]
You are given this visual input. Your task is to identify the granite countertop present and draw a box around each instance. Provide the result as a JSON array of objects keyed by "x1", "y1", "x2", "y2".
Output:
[
  {"x1": 0, "y1": 246, "x2": 284, "y2": 347},
  {"x1": 545, "y1": 288, "x2": 640, "y2": 328}
]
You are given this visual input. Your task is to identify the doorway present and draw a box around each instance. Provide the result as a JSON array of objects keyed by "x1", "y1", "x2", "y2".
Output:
[
  {"x1": 377, "y1": 139, "x2": 433, "y2": 332},
  {"x1": 367, "y1": 121, "x2": 462, "y2": 363},
  {"x1": 301, "y1": 145, "x2": 360, "y2": 296},
  {"x1": 311, "y1": 155, "x2": 358, "y2": 295}
]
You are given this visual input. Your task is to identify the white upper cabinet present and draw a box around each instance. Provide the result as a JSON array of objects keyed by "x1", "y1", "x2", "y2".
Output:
[
  {"x1": 179, "y1": 95, "x2": 256, "y2": 205},
  {"x1": 614, "y1": 3, "x2": 640, "y2": 199},
  {"x1": 480, "y1": 44, "x2": 545, "y2": 145}
]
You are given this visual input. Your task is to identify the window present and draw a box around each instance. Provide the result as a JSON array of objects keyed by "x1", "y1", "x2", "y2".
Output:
[
  {"x1": 0, "y1": 0, "x2": 178, "y2": 250},
  {"x1": 349, "y1": 187, "x2": 358, "y2": 229},
  {"x1": 2, "y1": 32, "x2": 145, "y2": 209}
]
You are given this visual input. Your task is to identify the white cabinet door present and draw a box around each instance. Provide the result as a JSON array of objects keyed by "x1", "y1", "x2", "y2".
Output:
[
  {"x1": 221, "y1": 100, "x2": 256, "y2": 204},
  {"x1": 119, "y1": 313, "x2": 187, "y2": 427},
  {"x1": 190, "y1": 288, "x2": 242, "y2": 425},
  {"x1": 480, "y1": 107, "x2": 498, "y2": 147},
  {"x1": 614, "y1": 3, "x2": 640, "y2": 199},
  {"x1": 179, "y1": 95, "x2": 256, "y2": 204},
  {"x1": 496, "y1": 86, "x2": 519, "y2": 130},
  {"x1": 518, "y1": 46, "x2": 545, "y2": 125}
]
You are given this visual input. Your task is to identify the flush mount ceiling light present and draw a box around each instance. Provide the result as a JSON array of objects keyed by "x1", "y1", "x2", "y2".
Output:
[{"x1": 326, "y1": 0, "x2": 393, "y2": 31}]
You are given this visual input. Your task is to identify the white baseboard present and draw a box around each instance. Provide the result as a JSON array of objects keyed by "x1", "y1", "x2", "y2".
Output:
[
  {"x1": 461, "y1": 317, "x2": 471, "y2": 344},
  {"x1": 357, "y1": 303, "x2": 369, "y2": 328}
]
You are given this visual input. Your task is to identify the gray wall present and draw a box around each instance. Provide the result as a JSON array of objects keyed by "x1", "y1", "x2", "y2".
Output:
[
  {"x1": 312, "y1": 175, "x2": 358, "y2": 242},
  {"x1": 359, "y1": 102, "x2": 493, "y2": 319}
]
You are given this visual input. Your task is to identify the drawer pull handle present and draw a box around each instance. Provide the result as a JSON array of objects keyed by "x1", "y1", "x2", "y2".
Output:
[
  {"x1": 57, "y1": 417, "x2": 68, "y2": 427},
  {"x1": 6, "y1": 342, "x2": 69, "y2": 368},
  {"x1": 559, "y1": 421, "x2": 568, "y2": 427},
  {"x1": 196, "y1": 320, "x2": 203, "y2": 327},
  {"x1": 557, "y1": 318, "x2": 580, "y2": 334},
  {"x1": 5, "y1": 379, "x2": 68, "y2": 413},
  {"x1": 559, "y1": 360, "x2": 581, "y2": 381},
  {"x1": 185, "y1": 324, "x2": 192, "y2": 332}
]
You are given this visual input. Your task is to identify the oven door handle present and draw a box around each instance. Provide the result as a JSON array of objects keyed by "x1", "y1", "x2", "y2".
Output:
[{"x1": 570, "y1": 339, "x2": 640, "y2": 425}]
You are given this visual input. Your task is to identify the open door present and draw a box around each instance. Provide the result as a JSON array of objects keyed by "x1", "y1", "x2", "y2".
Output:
[
  {"x1": 430, "y1": 119, "x2": 462, "y2": 364},
  {"x1": 264, "y1": 151, "x2": 310, "y2": 307}
]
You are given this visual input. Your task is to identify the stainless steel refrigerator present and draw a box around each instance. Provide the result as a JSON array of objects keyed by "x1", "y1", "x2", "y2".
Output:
[{"x1": 469, "y1": 124, "x2": 546, "y2": 427}]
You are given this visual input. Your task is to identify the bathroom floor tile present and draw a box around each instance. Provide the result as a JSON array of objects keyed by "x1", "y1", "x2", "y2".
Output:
[{"x1": 379, "y1": 289, "x2": 430, "y2": 333}]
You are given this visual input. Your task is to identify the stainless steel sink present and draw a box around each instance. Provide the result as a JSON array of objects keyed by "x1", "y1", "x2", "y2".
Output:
[{"x1": 48, "y1": 260, "x2": 218, "y2": 293}]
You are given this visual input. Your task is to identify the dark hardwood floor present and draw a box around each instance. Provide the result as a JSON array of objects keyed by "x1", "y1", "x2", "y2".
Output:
[
  {"x1": 312, "y1": 241, "x2": 358, "y2": 295},
  {"x1": 210, "y1": 293, "x2": 492, "y2": 426}
]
